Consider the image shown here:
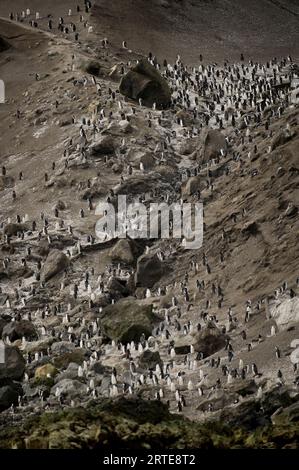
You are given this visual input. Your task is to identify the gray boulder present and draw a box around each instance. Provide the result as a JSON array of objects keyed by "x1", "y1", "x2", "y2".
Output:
[
  {"x1": 89, "y1": 135, "x2": 115, "y2": 156},
  {"x1": 138, "y1": 350, "x2": 162, "y2": 370},
  {"x1": 135, "y1": 254, "x2": 165, "y2": 288},
  {"x1": 110, "y1": 239, "x2": 135, "y2": 265},
  {"x1": 0, "y1": 343, "x2": 25, "y2": 380},
  {"x1": 2, "y1": 320, "x2": 37, "y2": 342},
  {"x1": 199, "y1": 129, "x2": 227, "y2": 163},
  {"x1": 100, "y1": 298, "x2": 158, "y2": 343},
  {"x1": 270, "y1": 297, "x2": 299, "y2": 330},
  {"x1": 41, "y1": 249, "x2": 69, "y2": 282},
  {"x1": 120, "y1": 59, "x2": 171, "y2": 109},
  {"x1": 0, "y1": 383, "x2": 22, "y2": 411},
  {"x1": 51, "y1": 379, "x2": 86, "y2": 398}
]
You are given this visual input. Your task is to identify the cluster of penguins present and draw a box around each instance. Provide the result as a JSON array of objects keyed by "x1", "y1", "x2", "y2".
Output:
[{"x1": 1, "y1": 1, "x2": 298, "y2": 419}]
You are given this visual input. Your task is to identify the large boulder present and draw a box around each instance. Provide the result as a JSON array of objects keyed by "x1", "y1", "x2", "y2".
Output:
[
  {"x1": 270, "y1": 297, "x2": 299, "y2": 330},
  {"x1": 176, "y1": 137, "x2": 200, "y2": 156},
  {"x1": 175, "y1": 324, "x2": 227, "y2": 358},
  {"x1": 35, "y1": 364, "x2": 58, "y2": 380},
  {"x1": 51, "y1": 341, "x2": 76, "y2": 356},
  {"x1": 0, "y1": 382, "x2": 22, "y2": 411},
  {"x1": 271, "y1": 401, "x2": 299, "y2": 426},
  {"x1": 224, "y1": 379, "x2": 258, "y2": 397},
  {"x1": 138, "y1": 153, "x2": 156, "y2": 171},
  {"x1": 89, "y1": 135, "x2": 115, "y2": 156},
  {"x1": 3, "y1": 223, "x2": 28, "y2": 237},
  {"x1": 100, "y1": 298, "x2": 158, "y2": 343},
  {"x1": 197, "y1": 389, "x2": 238, "y2": 412},
  {"x1": 80, "y1": 59, "x2": 102, "y2": 77},
  {"x1": 0, "y1": 316, "x2": 11, "y2": 337},
  {"x1": 181, "y1": 175, "x2": 204, "y2": 198},
  {"x1": 0, "y1": 36, "x2": 10, "y2": 53},
  {"x1": 110, "y1": 239, "x2": 135, "y2": 265},
  {"x1": 52, "y1": 349, "x2": 87, "y2": 369},
  {"x1": 2, "y1": 320, "x2": 37, "y2": 342},
  {"x1": 0, "y1": 343, "x2": 25, "y2": 380},
  {"x1": 120, "y1": 59, "x2": 171, "y2": 109},
  {"x1": 135, "y1": 254, "x2": 165, "y2": 288},
  {"x1": 138, "y1": 350, "x2": 162, "y2": 370},
  {"x1": 41, "y1": 249, "x2": 69, "y2": 283},
  {"x1": 51, "y1": 379, "x2": 86, "y2": 398},
  {"x1": 199, "y1": 129, "x2": 227, "y2": 163},
  {"x1": 194, "y1": 324, "x2": 227, "y2": 357},
  {"x1": 106, "y1": 277, "x2": 130, "y2": 300}
]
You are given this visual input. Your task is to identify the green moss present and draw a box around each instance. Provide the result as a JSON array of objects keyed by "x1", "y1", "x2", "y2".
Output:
[{"x1": 1, "y1": 397, "x2": 299, "y2": 449}]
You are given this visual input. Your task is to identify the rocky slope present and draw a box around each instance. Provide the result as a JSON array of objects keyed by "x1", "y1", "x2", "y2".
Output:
[{"x1": 0, "y1": 0, "x2": 299, "y2": 449}]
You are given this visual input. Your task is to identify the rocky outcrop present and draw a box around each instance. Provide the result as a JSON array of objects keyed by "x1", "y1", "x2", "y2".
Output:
[
  {"x1": 138, "y1": 350, "x2": 163, "y2": 370},
  {"x1": 89, "y1": 135, "x2": 115, "y2": 156},
  {"x1": 1, "y1": 395, "x2": 299, "y2": 449},
  {"x1": 100, "y1": 298, "x2": 159, "y2": 342},
  {"x1": 135, "y1": 253, "x2": 165, "y2": 288},
  {"x1": 41, "y1": 250, "x2": 69, "y2": 283},
  {"x1": 175, "y1": 324, "x2": 227, "y2": 357},
  {"x1": 194, "y1": 325, "x2": 227, "y2": 357},
  {"x1": 51, "y1": 379, "x2": 86, "y2": 399},
  {"x1": 120, "y1": 59, "x2": 171, "y2": 108},
  {"x1": 0, "y1": 344, "x2": 25, "y2": 381},
  {"x1": 110, "y1": 239, "x2": 135, "y2": 265},
  {"x1": 3, "y1": 223, "x2": 28, "y2": 237},
  {"x1": 0, "y1": 36, "x2": 10, "y2": 53},
  {"x1": 0, "y1": 316, "x2": 11, "y2": 337},
  {"x1": 181, "y1": 175, "x2": 204, "y2": 198},
  {"x1": 35, "y1": 364, "x2": 58, "y2": 380},
  {"x1": 0, "y1": 381, "x2": 22, "y2": 412},
  {"x1": 199, "y1": 129, "x2": 227, "y2": 163},
  {"x1": 270, "y1": 297, "x2": 299, "y2": 330},
  {"x1": 2, "y1": 321, "x2": 37, "y2": 342}
]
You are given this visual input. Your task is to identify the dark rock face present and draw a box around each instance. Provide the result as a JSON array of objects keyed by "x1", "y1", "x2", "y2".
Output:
[
  {"x1": 135, "y1": 253, "x2": 164, "y2": 288},
  {"x1": 41, "y1": 249, "x2": 69, "y2": 282},
  {"x1": 200, "y1": 129, "x2": 227, "y2": 163},
  {"x1": 110, "y1": 239, "x2": 135, "y2": 264},
  {"x1": 271, "y1": 401, "x2": 299, "y2": 426},
  {"x1": 2, "y1": 320, "x2": 37, "y2": 342},
  {"x1": 52, "y1": 349, "x2": 87, "y2": 369},
  {"x1": 174, "y1": 324, "x2": 227, "y2": 357},
  {"x1": 120, "y1": 59, "x2": 171, "y2": 108},
  {"x1": 197, "y1": 390, "x2": 238, "y2": 412},
  {"x1": 138, "y1": 350, "x2": 162, "y2": 370},
  {"x1": 0, "y1": 344, "x2": 25, "y2": 381},
  {"x1": 106, "y1": 277, "x2": 130, "y2": 300},
  {"x1": 181, "y1": 175, "x2": 204, "y2": 197},
  {"x1": 0, "y1": 36, "x2": 10, "y2": 53},
  {"x1": 3, "y1": 223, "x2": 28, "y2": 237},
  {"x1": 0, "y1": 316, "x2": 11, "y2": 337},
  {"x1": 224, "y1": 379, "x2": 258, "y2": 397},
  {"x1": 0, "y1": 382, "x2": 22, "y2": 412},
  {"x1": 100, "y1": 298, "x2": 158, "y2": 342},
  {"x1": 51, "y1": 379, "x2": 87, "y2": 399},
  {"x1": 89, "y1": 135, "x2": 115, "y2": 156},
  {"x1": 83, "y1": 60, "x2": 102, "y2": 76},
  {"x1": 194, "y1": 324, "x2": 227, "y2": 358}
]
